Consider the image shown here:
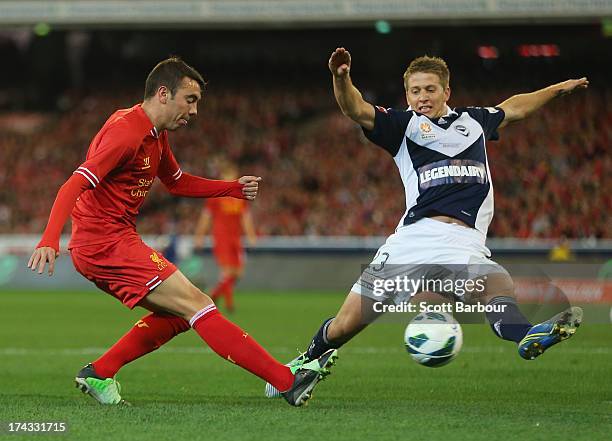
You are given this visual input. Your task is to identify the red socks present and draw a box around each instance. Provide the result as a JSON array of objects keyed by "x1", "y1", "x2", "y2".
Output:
[
  {"x1": 189, "y1": 305, "x2": 294, "y2": 392},
  {"x1": 92, "y1": 305, "x2": 294, "y2": 393},
  {"x1": 92, "y1": 313, "x2": 190, "y2": 378},
  {"x1": 212, "y1": 276, "x2": 236, "y2": 310}
]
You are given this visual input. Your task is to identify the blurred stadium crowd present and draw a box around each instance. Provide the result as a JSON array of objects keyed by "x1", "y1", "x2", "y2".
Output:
[
  {"x1": 0, "y1": 26, "x2": 609, "y2": 239},
  {"x1": 0, "y1": 85, "x2": 609, "y2": 239}
]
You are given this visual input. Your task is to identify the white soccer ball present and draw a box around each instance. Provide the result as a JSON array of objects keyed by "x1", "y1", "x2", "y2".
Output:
[{"x1": 404, "y1": 311, "x2": 463, "y2": 367}]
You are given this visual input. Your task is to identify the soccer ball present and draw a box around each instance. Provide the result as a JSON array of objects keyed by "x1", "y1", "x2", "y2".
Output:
[{"x1": 404, "y1": 311, "x2": 463, "y2": 367}]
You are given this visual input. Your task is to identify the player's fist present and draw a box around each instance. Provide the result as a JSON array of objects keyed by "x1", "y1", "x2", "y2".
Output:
[
  {"x1": 238, "y1": 176, "x2": 262, "y2": 201},
  {"x1": 557, "y1": 77, "x2": 589, "y2": 96},
  {"x1": 27, "y1": 246, "x2": 59, "y2": 276},
  {"x1": 329, "y1": 47, "x2": 351, "y2": 77}
]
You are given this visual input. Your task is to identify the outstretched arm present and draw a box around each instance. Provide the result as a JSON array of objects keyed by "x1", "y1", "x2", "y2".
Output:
[
  {"x1": 157, "y1": 141, "x2": 261, "y2": 200},
  {"x1": 163, "y1": 174, "x2": 261, "y2": 201},
  {"x1": 497, "y1": 77, "x2": 588, "y2": 128},
  {"x1": 329, "y1": 47, "x2": 375, "y2": 130},
  {"x1": 28, "y1": 173, "x2": 91, "y2": 276}
]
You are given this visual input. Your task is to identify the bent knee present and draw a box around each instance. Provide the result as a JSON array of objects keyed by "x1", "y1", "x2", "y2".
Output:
[
  {"x1": 483, "y1": 272, "x2": 515, "y2": 300},
  {"x1": 174, "y1": 285, "x2": 214, "y2": 320},
  {"x1": 187, "y1": 285, "x2": 214, "y2": 306}
]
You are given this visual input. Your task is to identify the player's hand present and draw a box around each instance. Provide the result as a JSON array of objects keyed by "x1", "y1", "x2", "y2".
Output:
[
  {"x1": 329, "y1": 47, "x2": 351, "y2": 78},
  {"x1": 27, "y1": 246, "x2": 60, "y2": 276},
  {"x1": 238, "y1": 176, "x2": 262, "y2": 201},
  {"x1": 557, "y1": 77, "x2": 589, "y2": 96}
]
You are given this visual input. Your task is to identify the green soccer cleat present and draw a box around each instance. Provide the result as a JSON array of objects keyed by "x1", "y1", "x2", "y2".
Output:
[
  {"x1": 74, "y1": 363, "x2": 127, "y2": 405},
  {"x1": 265, "y1": 353, "x2": 310, "y2": 398},
  {"x1": 281, "y1": 349, "x2": 338, "y2": 407},
  {"x1": 518, "y1": 306, "x2": 583, "y2": 360}
]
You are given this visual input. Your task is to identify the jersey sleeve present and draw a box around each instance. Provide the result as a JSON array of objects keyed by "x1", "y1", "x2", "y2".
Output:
[
  {"x1": 74, "y1": 122, "x2": 140, "y2": 187},
  {"x1": 464, "y1": 106, "x2": 506, "y2": 141},
  {"x1": 158, "y1": 136, "x2": 243, "y2": 198},
  {"x1": 37, "y1": 173, "x2": 92, "y2": 252},
  {"x1": 362, "y1": 105, "x2": 413, "y2": 157},
  {"x1": 157, "y1": 134, "x2": 183, "y2": 186}
]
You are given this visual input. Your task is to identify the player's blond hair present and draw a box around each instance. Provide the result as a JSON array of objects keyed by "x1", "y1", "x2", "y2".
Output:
[{"x1": 403, "y1": 56, "x2": 450, "y2": 89}]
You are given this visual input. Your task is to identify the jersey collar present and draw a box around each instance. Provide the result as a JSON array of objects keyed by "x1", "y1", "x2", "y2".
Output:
[
  {"x1": 409, "y1": 105, "x2": 457, "y2": 118},
  {"x1": 413, "y1": 105, "x2": 458, "y2": 127},
  {"x1": 442, "y1": 106, "x2": 458, "y2": 117},
  {"x1": 134, "y1": 104, "x2": 159, "y2": 139},
  {"x1": 435, "y1": 106, "x2": 458, "y2": 125}
]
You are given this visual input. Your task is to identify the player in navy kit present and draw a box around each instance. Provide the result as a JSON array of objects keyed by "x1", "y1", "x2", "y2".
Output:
[{"x1": 265, "y1": 48, "x2": 588, "y2": 396}]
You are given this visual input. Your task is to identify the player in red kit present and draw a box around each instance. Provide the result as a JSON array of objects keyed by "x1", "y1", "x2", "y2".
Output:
[
  {"x1": 27, "y1": 57, "x2": 337, "y2": 406},
  {"x1": 194, "y1": 162, "x2": 257, "y2": 312}
]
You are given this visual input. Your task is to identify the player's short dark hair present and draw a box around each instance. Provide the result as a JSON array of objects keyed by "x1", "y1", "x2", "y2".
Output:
[
  {"x1": 403, "y1": 56, "x2": 450, "y2": 89},
  {"x1": 144, "y1": 56, "x2": 205, "y2": 100}
]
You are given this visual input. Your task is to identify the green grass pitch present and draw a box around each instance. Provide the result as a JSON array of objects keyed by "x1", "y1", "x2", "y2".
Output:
[{"x1": 1, "y1": 290, "x2": 611, "y2": 440}]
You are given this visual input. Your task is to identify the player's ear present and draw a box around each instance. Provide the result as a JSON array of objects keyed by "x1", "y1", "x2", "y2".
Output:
[
  {"x1": 158, "y1": 86, "x2": 169, "y2": 104},
  {"x1": 444, "y1": 86, "x2": 451, "y2": 102}
]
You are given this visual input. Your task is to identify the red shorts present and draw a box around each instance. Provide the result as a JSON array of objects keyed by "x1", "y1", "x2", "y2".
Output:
[
  {"x1": 213, "y1": 238, "x2": 244, "y2": 268},
  {"x1": 70, "y1": 235, "x2": 177, "y2": 309}
]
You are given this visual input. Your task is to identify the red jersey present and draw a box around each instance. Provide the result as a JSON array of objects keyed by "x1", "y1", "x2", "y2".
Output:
[
  {"x1": 69, "y1": 105, "x2": 182, "y2": 248},
  {"x1": 206, "y1": 198, "x2": 247, "y2": 239}
]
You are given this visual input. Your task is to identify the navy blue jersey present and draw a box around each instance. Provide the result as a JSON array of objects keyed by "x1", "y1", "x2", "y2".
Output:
[{"x1": 363, "y1": 105, "x2": 505, "y2": 234}]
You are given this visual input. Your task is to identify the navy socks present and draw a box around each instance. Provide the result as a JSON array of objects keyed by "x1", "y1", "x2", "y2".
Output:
[
  {"x1": 485, "y1": 296, "x2": 533, "y2": 343},
  {"x1": 306, "y1": 317, "x2": 341, "y2": 360}
]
